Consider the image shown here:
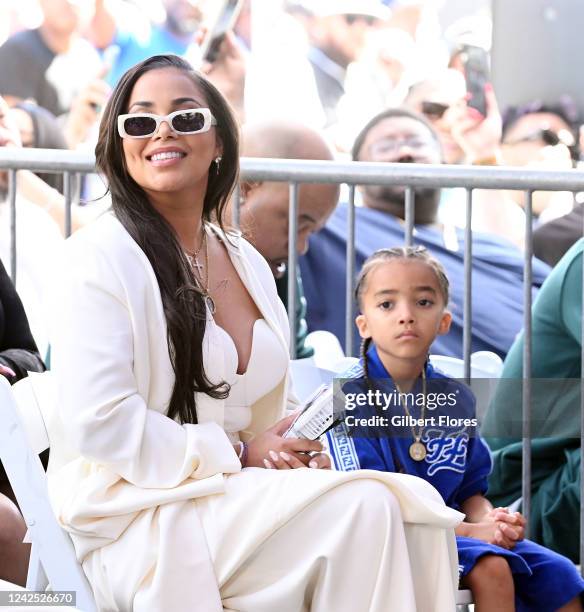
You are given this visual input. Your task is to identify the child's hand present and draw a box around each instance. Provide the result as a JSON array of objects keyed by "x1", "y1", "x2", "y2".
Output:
[
  {"x1": 485, "y1": 507, "x2": 526, "y2": 542},
  {"x1": 463, "y1": 521, "x2": 519, "y2": 549}
]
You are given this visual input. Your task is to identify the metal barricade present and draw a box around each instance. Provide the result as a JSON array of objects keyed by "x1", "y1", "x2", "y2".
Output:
[{"x1": 1, "y1": 147, "x2": 584, "y2": 567}]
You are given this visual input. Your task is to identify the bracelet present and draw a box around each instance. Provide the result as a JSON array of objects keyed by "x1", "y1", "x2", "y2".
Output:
[{"x1": 237, "y1": 441, "x2": 248, "y2": 468}]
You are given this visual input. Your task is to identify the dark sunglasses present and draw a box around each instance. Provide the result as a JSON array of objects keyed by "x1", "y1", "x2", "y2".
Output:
[
  {"x1": 117, "y1": 108, "x2": 216, "y2": 139},
  {"x1": 503, "y1": 128, "x2": 575, "y2": 148},
  {"x1": 344, "y1": 14, "x2": 376, "y2": 26},
  {"x1": 421, "y1": 101, "x2": 450, "y2": 120}
]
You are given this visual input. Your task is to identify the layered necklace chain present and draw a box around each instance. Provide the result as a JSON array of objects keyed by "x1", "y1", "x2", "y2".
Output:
[
  {"x1": 184, "y1": 225, "x2": 216, "y2": 315},
  {"x1": 394, "y1": 369, "x2": 427, "y2": 461},
  {"x1": 365, "y1": 363, "x2": 428, "y2": 462}
]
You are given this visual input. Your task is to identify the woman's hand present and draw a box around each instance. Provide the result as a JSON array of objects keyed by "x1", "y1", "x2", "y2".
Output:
[
  {"x1": 265, "y1": 450, "x2": 332, "y2": 470},
  {"x1": 246, "y1": 413, "x2": 328, "y2": 470}
]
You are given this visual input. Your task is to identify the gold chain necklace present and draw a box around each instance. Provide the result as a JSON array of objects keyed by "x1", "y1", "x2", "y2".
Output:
[
  {"x1": 394, "y1": 369, "x2": 427, "y2": 461},
  {"x1": 184, "y1": 226, "x2": 216, "y2": 315}
]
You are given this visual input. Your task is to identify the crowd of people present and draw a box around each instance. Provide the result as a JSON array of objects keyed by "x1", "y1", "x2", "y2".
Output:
[{"x1": 0, "y1": 0, "x2": 583, "y2": 610}]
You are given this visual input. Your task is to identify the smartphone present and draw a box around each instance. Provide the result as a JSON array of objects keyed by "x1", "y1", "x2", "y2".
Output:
[
  {"x1": 200, "y1": 0, "x2": 244, "y2": 64},
  {"x1": 284, "y1": 385, "x2": 341, "y2": 441},
  {"x1": 461, "y1": 45, "x2": 489, "y2": 117}
]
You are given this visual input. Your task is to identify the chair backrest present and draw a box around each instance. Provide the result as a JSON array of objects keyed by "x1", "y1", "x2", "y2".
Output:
[
  {"x1": 305, "y1": 330, "x2": 346, "y2": 370},
  {"x1": 289, "y1": 358, "x2": 336, "y2": 405},
  {"x1": 0, "y1": 374, "x2": 96, "y2": 612}
]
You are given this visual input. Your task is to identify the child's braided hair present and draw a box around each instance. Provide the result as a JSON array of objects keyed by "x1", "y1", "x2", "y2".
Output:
[{"x1": 355, "y1": 246, "x2": 450, "y2": 374}]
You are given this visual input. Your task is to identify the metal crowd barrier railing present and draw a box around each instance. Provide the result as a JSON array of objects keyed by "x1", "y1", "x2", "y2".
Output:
[{"x1": 1, "y1": 147, "x2": 584, "y2": 567}]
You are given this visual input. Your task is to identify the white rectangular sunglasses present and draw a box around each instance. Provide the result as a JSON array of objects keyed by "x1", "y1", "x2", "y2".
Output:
[{"x1": 117, "y1": 108, "x2": 217, "y2": 139}]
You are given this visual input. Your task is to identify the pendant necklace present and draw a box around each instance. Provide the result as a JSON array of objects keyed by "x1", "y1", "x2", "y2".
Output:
[
  {"x1": 395, "y1": 369, "x2": 427, "y2": 461},
  {"x1": 185, "y1": 226, "x2": 216, "y2": 315}
]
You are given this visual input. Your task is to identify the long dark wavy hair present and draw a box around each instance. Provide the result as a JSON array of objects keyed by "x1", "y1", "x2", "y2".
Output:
[{"x1": 95, "y1": 54, "x2": 239, "y2": 424}]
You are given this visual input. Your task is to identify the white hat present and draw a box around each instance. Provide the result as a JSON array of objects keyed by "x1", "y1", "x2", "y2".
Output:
[{"x1": 298, "y1": 0, "x2": 391, "y2": 21}]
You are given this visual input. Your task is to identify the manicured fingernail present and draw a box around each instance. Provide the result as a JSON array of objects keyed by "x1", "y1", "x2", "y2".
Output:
[
  {"x1": 269, "y1": 450, "x2": 279, "y2": 462},
  {"x1": 309, "y1": 460, "x2": 318, "y2": 468},
  {"x1": 263, "y1": 459, "x2": 273, "y2": 469},
  {"x1": 280, "y1": 452, "x2": 291, "y2": 461},
  {"x1": 485, "y1": 82, "x2": 493, "y2": 92}
]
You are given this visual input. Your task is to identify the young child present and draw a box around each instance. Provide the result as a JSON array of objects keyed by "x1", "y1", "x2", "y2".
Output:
[{"x1": 327, "y1": 246, "x2": 584, "y2": 612}]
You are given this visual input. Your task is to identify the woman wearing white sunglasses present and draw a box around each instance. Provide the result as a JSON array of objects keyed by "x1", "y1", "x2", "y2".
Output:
[{"x1": 47, "y1": 54, "x2": 461, "y2": 611}]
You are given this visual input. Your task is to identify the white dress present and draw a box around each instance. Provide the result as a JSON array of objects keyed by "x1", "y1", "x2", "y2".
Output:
[{"x1": 47, "y1": 214, "x2": 462, "y2": 612}]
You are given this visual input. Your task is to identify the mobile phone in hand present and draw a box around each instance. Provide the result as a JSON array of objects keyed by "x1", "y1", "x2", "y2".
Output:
[
  {"x1": 284, "y1": 385, "x2": 340, "y2": 441},
  {"x1": 200, "y1": 0, "x2": 244, "y2": 64},
  {"x1": 462, "y1": 45, "x2": 490, "y2": 117}
]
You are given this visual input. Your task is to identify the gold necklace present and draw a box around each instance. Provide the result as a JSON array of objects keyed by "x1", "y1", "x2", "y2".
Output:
[
  {"x1": 184, "y1": 228, "x2": 206, "y2": 275},
  {"x1": 185, "y1": 227, "x2": 216, "y2": 315},
  {"x1": 394, "y1": 369, "x2": 427, "y2": 461}
]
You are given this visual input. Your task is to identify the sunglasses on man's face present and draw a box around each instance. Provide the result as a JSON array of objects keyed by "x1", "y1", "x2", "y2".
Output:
[
  {"x1": 344, "y1": 14, "x2": 377, "y2": 26},
  {"x1": 420, "y1": 101, "x2": 450, "y2": 120},
  {"x1": 503, "y1": 128, "x2": 575, "y2": 148},
  {"x1": 117, "y1": 108, "x2": 217, "y2": 139}
]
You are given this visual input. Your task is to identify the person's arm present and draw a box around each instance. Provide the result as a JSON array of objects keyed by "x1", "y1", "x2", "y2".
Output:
[
  {"x1": 453, "y1": 426, "x2": 525, "y2": 546},
  {"x1": 200, "y1": 32, "x2": 246, "y2": 123},
  {"x1": 456, "y1": 493, "x2": 525, "y2": 548},
  {"x1": 450, "y1": 85, "x2": 526, "y2": 249},
  {"x1": 560, "y1": 250, "x2": 584, "y2": 342},
  {"x1": 458, "y1": 493, "x2": 493, "y2": 523},
  {"x1": 0, "y1": 259, "x2": 45, "y2": 381},
  {"x1": 85, "y1": 0, "x2": 117, "y2": 50},
  {"x1": 16, "y1": 170, "x2": 105, "y2": 235}
]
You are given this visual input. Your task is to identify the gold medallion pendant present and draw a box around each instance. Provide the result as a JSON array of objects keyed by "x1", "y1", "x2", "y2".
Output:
[{"x1": 409, "y1": 441, "x2": 427, "y2": 461}]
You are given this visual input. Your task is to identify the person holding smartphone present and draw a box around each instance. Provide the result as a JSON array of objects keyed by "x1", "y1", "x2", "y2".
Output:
[{"x1": 89, "y1": 0, "x2": 246, "y2": 119}]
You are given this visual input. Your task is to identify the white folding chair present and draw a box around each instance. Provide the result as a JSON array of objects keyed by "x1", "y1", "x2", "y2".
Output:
[
  {"x1": 289, "y1": 358, "x2": 336, "y2": 405},
  {"x1": 0, "y1": 374, "x2": 96, "y2": 611},
  {"x1": 456, "y1": 588, "x2": 473, "y2": 611},
  {"x1": 305, "y1": 330, "x2": 346, "y2": 370}
]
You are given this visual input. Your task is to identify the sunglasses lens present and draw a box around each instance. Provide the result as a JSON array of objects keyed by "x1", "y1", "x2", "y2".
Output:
[
  {"x1": 541, "y1": 129, "x2": 560, "y2": 146},
  {"x1": 124, "y1": 116, "x2": 157, "y2": 137},
  {"x1": 421, "y1": 101, "x2": 448, "y2": 119},
  {"x1": 172, "y1": 111, "x2": 205, "y2": 133}
]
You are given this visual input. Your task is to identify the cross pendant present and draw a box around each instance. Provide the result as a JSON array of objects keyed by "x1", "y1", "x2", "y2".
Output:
[
  {"x1": 186, "y1": 254, "x2": 203, "y2": 273},
  {"x1": 192, "y1": 257, "x2": 204, "y2": 273}
]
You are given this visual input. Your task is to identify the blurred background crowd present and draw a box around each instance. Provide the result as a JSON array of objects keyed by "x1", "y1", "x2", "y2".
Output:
[{"x1": 3, "y1": 0, "x2": 584, "y2": 362}]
